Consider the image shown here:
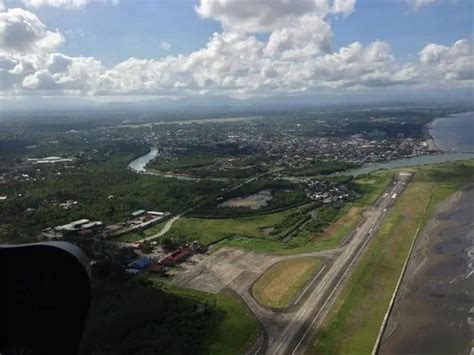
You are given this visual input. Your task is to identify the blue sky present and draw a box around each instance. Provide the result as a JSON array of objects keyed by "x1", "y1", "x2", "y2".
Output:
[
  {"x1": 12, "y1": 0, "x2": 472, "y2": 65},
  {"x1": 1, "y1": 0, "x2": 473, "y2": 104}
]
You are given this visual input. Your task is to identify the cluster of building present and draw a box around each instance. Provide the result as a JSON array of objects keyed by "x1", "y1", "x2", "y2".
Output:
[
  {"x1": 39, "y1": 209, "x2": 170, "y2": 241},
  {"x1": 125, "y1": 243, "x2": 204, "y2": 275},
  {"x1": 304, "y1": 180, "x2": 354, "y2": 204},
  {"x1": 26, "y1": 156, "x2": 74, "y2": 165},
  {"x1": 123, "y1": 115, "x2": 439, "y2": 179},
  {"x1": 107, "y1": 210, "x2": 171, "y2": 237},
  {"x1": 266, "y1": 136, "x2": 437, "y2": 169},
  {"x1": 41, "y1": 219, "x2": 104, "y2": 240}
]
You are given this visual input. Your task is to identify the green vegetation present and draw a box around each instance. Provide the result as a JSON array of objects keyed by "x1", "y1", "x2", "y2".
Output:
[
  {"x1": 147, "y1": 143, "x2": 266, "y2": 179},
  {"x1": 167, "y1": 208, "x2": 299, "y2": 246},
  {"x1": 284, "y1": 160, "x2": 359, "y2": 176},
  {"x1": 159, "y1": 284, "x2": 259, "y2": 355},
  {"x1": 150, "y1": 152, "x2": 217, "y2": 172},
  {"x1": 253, "y1": 257, "x2": 322, "y2": 308},
  {"x1": 0, "y1": 145, "x2": 228, "y2": 242},
  {"x1": 312, "y1": 160, "x2": 474, "y2": 355},
  {"x1": 115, "y1": 221, "x2": 166, "y2": 243},
  {"x1": 165, "y1": 170, "x2": 392, "y2": 254},
  {"x1": 191, "y1": 179, "x2": 308, "y2": 218},
  {"x1": 80, "y1": 280, "x2": 258, "y2": 355}
]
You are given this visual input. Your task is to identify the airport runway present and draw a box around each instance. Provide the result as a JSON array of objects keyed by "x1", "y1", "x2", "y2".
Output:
[{"x1": 245, "y1": 172, "x2": 412, "y2": 355}]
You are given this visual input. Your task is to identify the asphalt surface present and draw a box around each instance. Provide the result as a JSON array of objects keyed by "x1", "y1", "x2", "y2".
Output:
[{"x1": 246, "y1": 172, "x2": 412, "y2": 355}]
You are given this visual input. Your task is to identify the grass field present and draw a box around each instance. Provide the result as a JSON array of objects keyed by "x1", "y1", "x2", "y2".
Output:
[
  {"x1": 311, "y1": 160, "x2": 474, "y2": 355},
  {"x1": 159, "y1": 284, "x2": 260, "y2": 355},
  {"x1": 252, "y1": 257, "x2": 322, "y2": 308},
  {"x1": 166, "y1": 209, "x2": 296, "y2": 246},
  {"x1": 164, "y1": 169, "x2": 392, "y2": 254}
]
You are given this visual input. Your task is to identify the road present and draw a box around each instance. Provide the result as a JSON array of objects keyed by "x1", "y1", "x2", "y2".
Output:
[
  {"x1": 132, "y1": 168, "x2": 284, "y2": 244},
  {"x1": 241, "y1": 172, "x2": 412, "y2": 355}
]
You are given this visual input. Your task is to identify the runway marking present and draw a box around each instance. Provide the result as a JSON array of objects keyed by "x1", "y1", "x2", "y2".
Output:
[
  {"x1": 289, "y1": 186, "x2": 402, "y2": 355},
  {"x1": 273, "y1": 335, "x2": 288, "y2": 354},
  {"x1": 297, "y1": 307, "x2": 308, "y2": 321},
  {"x1": 268, "y1": 180, "x2": 407, "y2": 355},
  {"x1": 294, "y1": 265, "x2": 327, "y2": 305}
]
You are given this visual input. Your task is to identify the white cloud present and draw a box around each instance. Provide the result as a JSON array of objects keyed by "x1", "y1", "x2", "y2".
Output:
[
  {"x1": 264, "y1": 14, "x2": 332, "y2": 58},
  {"x1": 195, "y1": 0, "x2": 330, "y2": 33},
  {"x1": 0, "y1": 0, "x2": 5, "y2": 11},
  {"x1": 0, "y1": 8, "x2": 64, "y2": 53},
  {"x1": 419, "y1": 39, "x2": 473, "y2": 81},
  {"x1": 331, "y1": 0, "x2": 356, "y2": 17},
  {"x1": 21, "y1": 0, "x2": 119, "y2": 9},
  {"x1": 0, "y1": 6, "x2": 470, "y2": 99},
  {"x1": 160, "y1": 41, "x2": 172, "y2": 51},
  {"x1": 407, "y1": 0, "x2": 438, "y2": 10}
]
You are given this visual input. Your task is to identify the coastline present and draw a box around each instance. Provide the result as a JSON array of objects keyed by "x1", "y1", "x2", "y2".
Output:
[
  {"x1": 380, "y1": 184, "x2": 474, "y2": 354},
  {"x1": 427, "y1": 110, "x2": 474, "y2": 153}
]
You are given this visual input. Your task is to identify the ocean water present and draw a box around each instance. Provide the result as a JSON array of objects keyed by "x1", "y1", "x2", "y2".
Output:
[
  {"x1": 431, "y1": 111, "x2": 474, "y2": 153},
  {"x1": 346, "y1": 111, "x2": 474, "y2": 176}
]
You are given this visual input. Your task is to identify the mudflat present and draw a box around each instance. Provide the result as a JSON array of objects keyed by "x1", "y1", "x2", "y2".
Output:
[{"x1": 380, "y1": 185, "x2": 474, "y2": 355}]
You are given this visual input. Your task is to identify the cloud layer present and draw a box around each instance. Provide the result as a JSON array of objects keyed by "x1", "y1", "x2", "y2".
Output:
[
  {"x1": 0, "y1": 1, "x2": 472, "y2": 99},
  {"x1": 21, "y1": 0, "x2": 119, "y2": 9}
]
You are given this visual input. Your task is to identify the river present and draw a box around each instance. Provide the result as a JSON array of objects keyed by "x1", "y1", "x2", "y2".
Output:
[
  {"x1": 345, "y1": 111, "x2": 474, "y2": 176},
  {"x1": 128, "y1": 111, "x2": 474, "y2": 176},
  {"x1": 128, "y1": 147, "x2": 158, "y2": 172}
]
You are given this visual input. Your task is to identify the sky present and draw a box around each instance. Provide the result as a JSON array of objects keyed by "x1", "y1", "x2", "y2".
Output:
[{"x1": 0, "y1": 0, "x2": 473, "y2": 108}]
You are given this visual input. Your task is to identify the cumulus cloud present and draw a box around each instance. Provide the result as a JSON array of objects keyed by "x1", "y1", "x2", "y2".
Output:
[
  {"x1": 21, "y1": 0, "x2": 119, "y2": 9},
  {"x1": 331, "y1": 0, "x2": 356, "y2": 17},
  {"x1": 0, "y1": 5, "x2": 470, "y2": 99},
  {"x1": 195, "y1": 0, "x2": 356, "y2": 33},
  {"x1": 195, "y1": 0, "x2": 330, "y2": 33},
  {"x1": 264, "y1": 14, "x2": 332, "y2": 58},
  {"x1": 419, "y1": 39, "x2": 473, "y2": 81},
  {"x1": 407, "y1": 0, "x2": 438, "y2": 10},
  {"x1": 0, "y1": 8, "x2": 64, "y2": 53}
]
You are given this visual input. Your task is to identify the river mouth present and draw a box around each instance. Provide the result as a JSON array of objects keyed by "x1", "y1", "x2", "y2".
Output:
[
  {"x1": 345, "y1": 111, "x2": 474, "y2": 176},
  {"x1": 380, "y1": 185, "x2": 474, "y2": 355}
]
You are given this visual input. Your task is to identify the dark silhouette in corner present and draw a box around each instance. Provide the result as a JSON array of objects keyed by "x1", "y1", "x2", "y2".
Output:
[{"x1": 0, "y1": 242, "x2": 91, "y2": 355}]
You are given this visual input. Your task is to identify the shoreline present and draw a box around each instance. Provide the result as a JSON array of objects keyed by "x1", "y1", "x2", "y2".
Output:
[
  {"x1": 380, "y1": 183, "x2": 474, "y2": 354},
  {"x1": 427, "y1": 110, "x2": 474, "y2": 154}
]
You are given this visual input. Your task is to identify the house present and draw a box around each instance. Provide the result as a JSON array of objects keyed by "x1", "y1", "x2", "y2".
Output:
[
  {"x1": 131, "y1": 210, "x2": 146, "y2": 218},
  {"x1": 160, "y1": 248, "x2": 192, "y2": 266},
  {"x1": 127, "y1": 257, "x2": 151, "y2": 270}
]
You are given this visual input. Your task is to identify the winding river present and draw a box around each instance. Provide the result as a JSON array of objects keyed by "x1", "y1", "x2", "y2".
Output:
[
  {"x1": 128, "y1": 147, "x2": 158, "y2": 172},
  {"x1": 128, "y1": 111, "x2": 474, "y2": 176}
]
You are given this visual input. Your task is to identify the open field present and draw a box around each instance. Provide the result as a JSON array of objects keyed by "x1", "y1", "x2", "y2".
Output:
[
  {"x1": 162, "y1": 170, "x2": 393, "y2": 254},
  {"x1": 252, "y1": 257, "x2": 322, "y2": 308},
  {"x1": 319, "y1": 207, "x2": 360, "y2": 241},
  {"x1": 220, "y1": 171, "x2": 393, "y2": 254},
  {"x1": 166, "y1": 209, "x2": 297, "y2": 246},
  {"x1": 311, "y1": 160, "x2": 474, "y2": 355}
]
